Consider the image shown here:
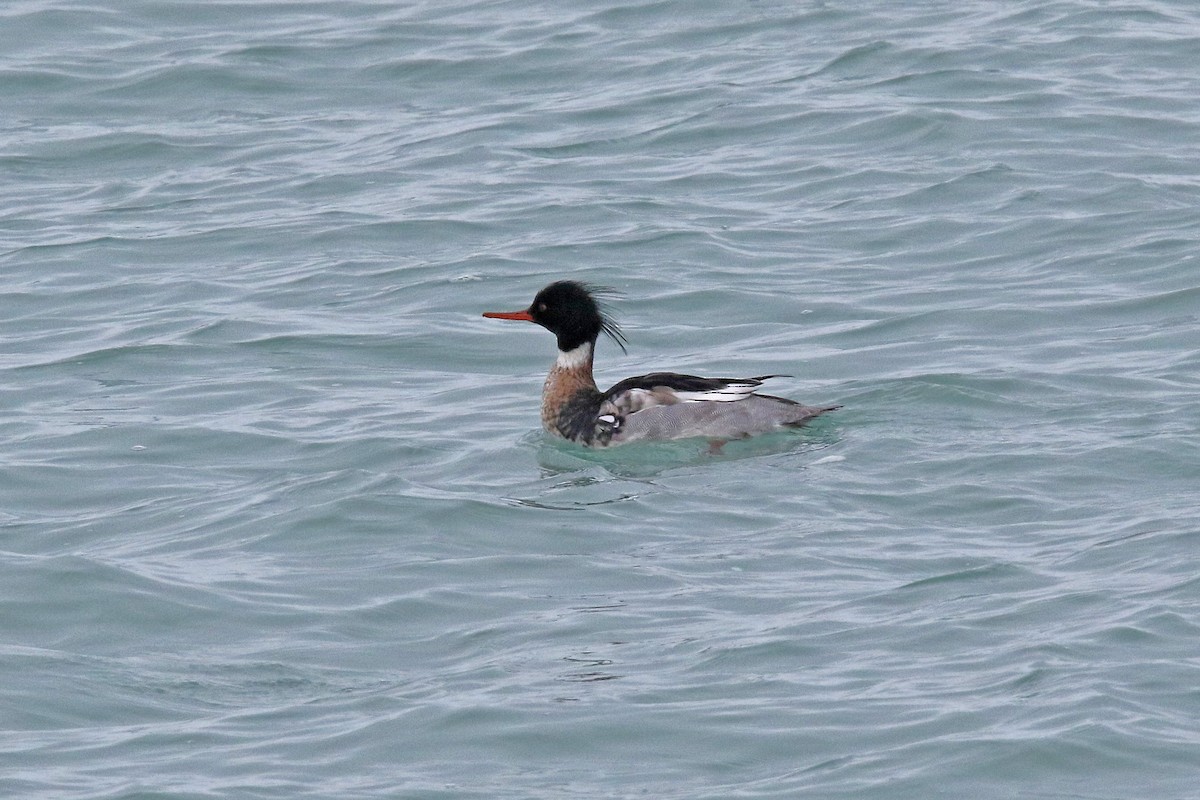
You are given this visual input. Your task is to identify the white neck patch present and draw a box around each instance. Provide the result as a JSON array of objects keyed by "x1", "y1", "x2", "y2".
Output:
[{"x1": 555, "y1": 341, "x2": 593, "y2": 370}]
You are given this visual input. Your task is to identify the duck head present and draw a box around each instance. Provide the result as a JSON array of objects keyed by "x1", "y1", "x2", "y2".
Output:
[{"x1": 483, "y1": 280, "x2": 627, "y2": 354}]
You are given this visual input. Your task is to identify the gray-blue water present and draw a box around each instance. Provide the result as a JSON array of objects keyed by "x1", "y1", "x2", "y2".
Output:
[{"x1": 3, "y1": 1, "x2": 1199, "y2": 797}]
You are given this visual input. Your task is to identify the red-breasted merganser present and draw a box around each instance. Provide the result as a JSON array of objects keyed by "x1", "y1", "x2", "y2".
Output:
[{"x1": 483, "y1": 281, "x2": 839, "y2": 447}]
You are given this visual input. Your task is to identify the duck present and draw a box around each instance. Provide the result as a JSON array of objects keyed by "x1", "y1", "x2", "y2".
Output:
[{"x1": 483, "y1": 281, "x2": 838, "y2": 447}]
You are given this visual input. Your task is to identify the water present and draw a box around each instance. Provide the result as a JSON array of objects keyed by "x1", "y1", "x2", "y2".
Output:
[{"x1": 3, "y1": 1, "x2": 1199, "y2": 797}]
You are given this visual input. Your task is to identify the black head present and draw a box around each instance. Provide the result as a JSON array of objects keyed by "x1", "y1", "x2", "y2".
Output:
[{"x1": 484, "y1": 280, "x2": 627, "y2": 353}]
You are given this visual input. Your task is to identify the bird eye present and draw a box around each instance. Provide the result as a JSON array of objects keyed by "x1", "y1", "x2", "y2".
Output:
[{"x1": 537, "y1": 303, "x2": 547, "y2": 312}]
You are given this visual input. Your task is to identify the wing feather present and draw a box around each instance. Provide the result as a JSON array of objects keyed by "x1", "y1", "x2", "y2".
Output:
[{"x1": 603, "y1": 373, "x2": 789, "y2": 409}]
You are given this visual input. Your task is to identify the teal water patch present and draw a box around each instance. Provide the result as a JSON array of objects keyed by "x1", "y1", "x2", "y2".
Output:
[{"x1": 3, "y1": 1, "x2": 1200, "y2": 798}]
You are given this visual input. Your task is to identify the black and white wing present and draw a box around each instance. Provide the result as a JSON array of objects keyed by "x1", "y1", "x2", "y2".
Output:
[
  {"x1": 601, "y1": 373, "x2": 784, "y2": 414},
  {"x1": 594, "y1": 373, "x2": 833, "y2": 444}
]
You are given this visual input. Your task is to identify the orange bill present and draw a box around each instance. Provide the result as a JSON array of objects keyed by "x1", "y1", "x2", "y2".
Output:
[{"x1": 482, "y1": 310, "x2": 534, "y2": 321}]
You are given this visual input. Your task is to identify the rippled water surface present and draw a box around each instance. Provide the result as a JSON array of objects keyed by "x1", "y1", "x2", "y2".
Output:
[{"x1": 3, "y1": 1, "x2": 1199, "y2": 798}]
